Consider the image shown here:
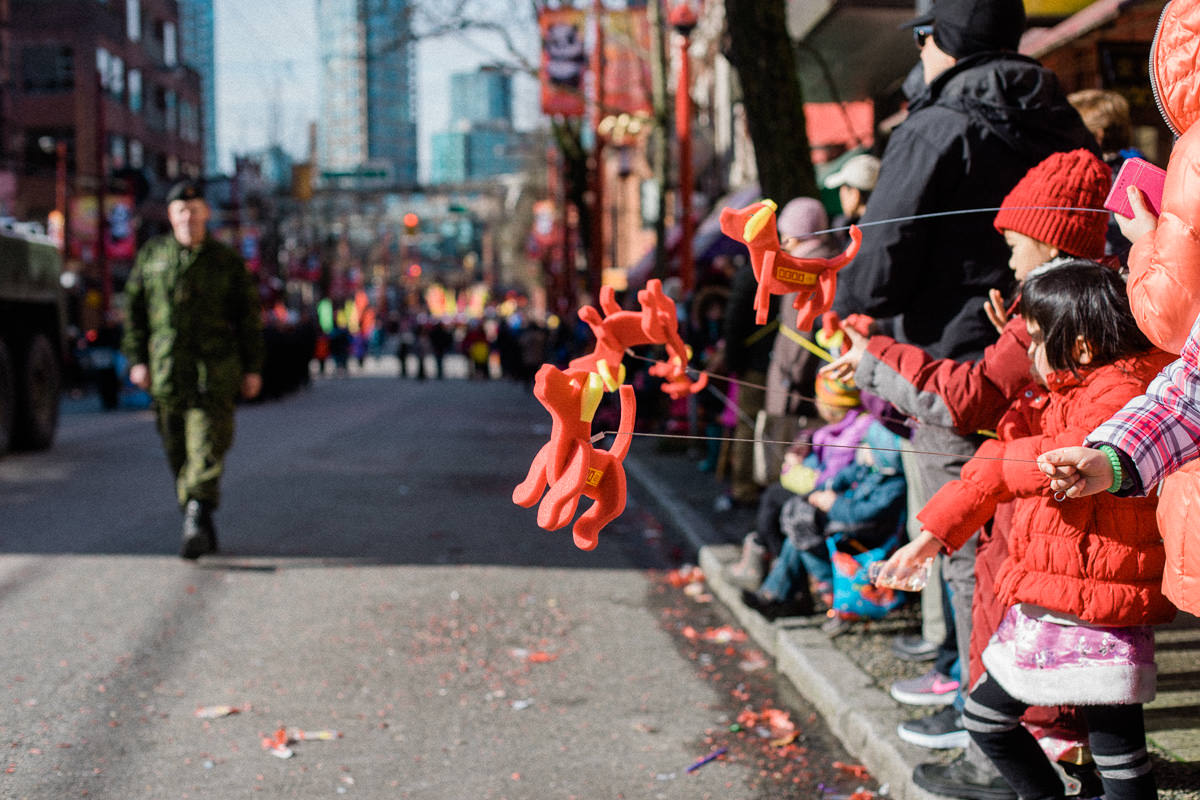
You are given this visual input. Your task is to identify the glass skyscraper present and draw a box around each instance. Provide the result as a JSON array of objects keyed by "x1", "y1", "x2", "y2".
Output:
[
  {"x1": 449, "y1": 67, "x2": 512, "y2": 128},
  {"x1": 431, "y1": 67, "x2": 521, "y2": 185},
  {"x1": 178, "y1": 0, "x2": 218, "y2": 175},
  {"x1": 317, "y1": 0, "x2": 418, "y2": 186}
]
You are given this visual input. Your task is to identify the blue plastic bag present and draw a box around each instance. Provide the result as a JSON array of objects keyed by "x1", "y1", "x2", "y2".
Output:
[{"x1": 827, "y1": 531, "x2": 905, "y2": 620}]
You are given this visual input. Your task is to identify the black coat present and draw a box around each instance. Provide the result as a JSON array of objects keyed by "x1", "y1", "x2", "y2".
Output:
[
  {"x1": 723, "y1": 261, "x2": 779, "y2": 375},
  {"x1": 833, "y1": 52, "x2": 1098, "y2": 362}
]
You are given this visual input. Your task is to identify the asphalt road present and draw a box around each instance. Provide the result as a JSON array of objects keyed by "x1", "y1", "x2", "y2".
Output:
[{"x1": 0, "y1": 368, "x2": 876, "y2": 799}]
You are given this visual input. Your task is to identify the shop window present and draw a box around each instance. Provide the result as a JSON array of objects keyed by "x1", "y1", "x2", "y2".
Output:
[{"x1": 23, "y1": 45, "x2": 74, "y2": 92}]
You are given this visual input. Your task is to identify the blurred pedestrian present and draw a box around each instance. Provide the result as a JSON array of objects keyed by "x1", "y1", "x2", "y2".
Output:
[
  {"x1": 1068, "y1": 88, "x2": 1144, "y2": 258},
  {"x1": 122, "y1": 179, "x2": 264, "y2": 560},
  {"x1": 430, "y1": 319, "x2": 453, "y2": 379},
  {"x1": 823, "y1": 153, "x2": 880, "y2": 249}
]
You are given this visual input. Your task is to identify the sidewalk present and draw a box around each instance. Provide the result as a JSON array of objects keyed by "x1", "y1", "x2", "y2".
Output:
[{"x1": 625, "y1": 436, "x2": 1200, "y2": 800}]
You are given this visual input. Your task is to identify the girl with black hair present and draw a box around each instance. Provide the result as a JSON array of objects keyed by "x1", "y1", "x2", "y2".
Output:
[{"x1": 875, "y1": 260, "x2": 1175, "y2": 800}]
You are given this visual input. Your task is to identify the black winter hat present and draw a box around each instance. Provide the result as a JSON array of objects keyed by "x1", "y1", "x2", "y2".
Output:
[
  {"x1": 166, "y1": 179, "x2": 204, "y2": 204},
  {"x1": 903, "y1": 0, "x2": 1026, "y2": 59}
]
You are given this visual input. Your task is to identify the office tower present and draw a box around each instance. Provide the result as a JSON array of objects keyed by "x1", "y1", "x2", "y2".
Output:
[
  {"x1": 317, "y1": 0, "x2": 418, "y2": 186},
  {"x1": 177, "y1": 0, "x2": 217, "y2": 175},
  {"x1": 450, "y1": 66, "x2": 513, "y2": 127},
  {"x1": 431, "y1": 66, "x2": 521, "y2": 184}
]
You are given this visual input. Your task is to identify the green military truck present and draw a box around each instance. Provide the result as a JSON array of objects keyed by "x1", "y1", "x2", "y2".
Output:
[{"x1": 0, "y1": 222, "x2": 65, "y2": 455}]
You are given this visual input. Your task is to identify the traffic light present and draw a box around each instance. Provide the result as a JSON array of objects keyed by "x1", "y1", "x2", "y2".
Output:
[
  {"x1": 407, "y1": 263, "x2": 422, "y2": 279},
  {"x1": 403, "y1": 212, "x2": 419, "y2": 235}
]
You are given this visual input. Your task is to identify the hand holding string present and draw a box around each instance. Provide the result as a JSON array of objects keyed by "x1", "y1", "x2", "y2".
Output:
[
  {"x1": 1037, "y1": 446, "x2": 1114, "y2": 499},
  {"x1": 820, "y1": 325, "x2": 868, "y2": 385}
]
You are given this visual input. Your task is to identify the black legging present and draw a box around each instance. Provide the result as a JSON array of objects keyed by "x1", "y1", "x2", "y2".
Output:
[{"x1": 964, "y1": 672, "x2": 1155, "y2": 800}]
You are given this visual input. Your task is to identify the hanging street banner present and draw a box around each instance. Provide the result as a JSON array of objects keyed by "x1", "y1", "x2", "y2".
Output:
[
  {"x1": 539, "y1": 8, "x2": 587, "y2": 117},
  {"x1": 69, "y1": 194, "x2": 136, "y2": 262},
  {"x1": 602, "y1": 8, "x2": 653, "y2": 117}
]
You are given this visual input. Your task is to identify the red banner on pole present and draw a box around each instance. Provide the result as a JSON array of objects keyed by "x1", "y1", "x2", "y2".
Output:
[
  {"x1": 602, "y1": 8, "x2": 652, "y2": 117},
  {"x1": 540, "y1": 8, "x2": 587, "y2": 117}
]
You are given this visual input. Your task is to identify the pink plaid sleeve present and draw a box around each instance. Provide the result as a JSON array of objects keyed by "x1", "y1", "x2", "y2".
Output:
[{"x1": 1088, "y1": 314, "x2": 1200, "y2": 493}]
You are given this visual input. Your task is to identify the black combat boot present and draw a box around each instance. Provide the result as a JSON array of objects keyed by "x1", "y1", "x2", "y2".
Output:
[{"x1": 180, "y1": 499, "x2": 218, "y2": 559}]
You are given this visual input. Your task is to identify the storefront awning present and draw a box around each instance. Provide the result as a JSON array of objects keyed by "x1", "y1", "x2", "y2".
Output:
[{"x1": 1021, "y1": 0, "x2": 1128, "y2": 59}]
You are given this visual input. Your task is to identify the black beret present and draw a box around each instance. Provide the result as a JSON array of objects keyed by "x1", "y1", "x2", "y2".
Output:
[{"x1": 166, "y1": 179, "x2": 204, "y2": 204}]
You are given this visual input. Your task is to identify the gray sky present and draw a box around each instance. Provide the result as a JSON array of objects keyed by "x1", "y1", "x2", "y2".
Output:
[{"x1": 213, "y1": 0, "x2": 539, "y2": 180}]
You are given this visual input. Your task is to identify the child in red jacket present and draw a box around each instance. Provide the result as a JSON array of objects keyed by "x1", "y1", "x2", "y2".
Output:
[
  {"x1": 876, "y1": 261, "x2": 1174, "y2": 800},
  {"x1": 824, "y1": 148, "x2": 1112, "y2": 772},
  {"x1": 1040, "y1": 0, "x2": 1200, "y2": 618}
]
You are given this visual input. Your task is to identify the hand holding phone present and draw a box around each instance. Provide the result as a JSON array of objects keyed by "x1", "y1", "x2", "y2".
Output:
[{"x1": 1104, "y1": 157, "x2": 1166, "y2": 218}]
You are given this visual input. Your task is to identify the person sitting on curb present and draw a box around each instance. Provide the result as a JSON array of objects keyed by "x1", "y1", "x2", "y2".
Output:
[{"x1": 740, "y1": 374, "x2": 906, "y2": 627}]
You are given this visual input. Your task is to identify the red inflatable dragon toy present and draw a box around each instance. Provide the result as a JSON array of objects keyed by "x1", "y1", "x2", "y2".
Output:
[
  {"x1": 514, "y1": 280, "x2": 710, "y2": 549},
  {"x1": 568, "y1": 279, "x2": 707, "y2": 400},
  {"x1": 720, "y1": 199, "x2": 862, "y2": 331},
  {"x1": 513, "y1": 363, "x2": 635, "y2": 551}
]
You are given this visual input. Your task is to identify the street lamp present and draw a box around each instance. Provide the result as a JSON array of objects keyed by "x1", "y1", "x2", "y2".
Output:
[
  {"x1": 669, "y1": 1, "x2": 698, "y2": 293},
  {"x1": 597, "y1": 113, "x2": 646, "y2": 286}
]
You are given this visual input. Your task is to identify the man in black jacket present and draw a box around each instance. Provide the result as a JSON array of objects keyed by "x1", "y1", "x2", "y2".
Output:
[
  {"x1": 833, "y1": 0, "x2": 1097, "y2": 362},
  {"x1": 829, "y1": 3, "x2": 1099, "y2": 800}
]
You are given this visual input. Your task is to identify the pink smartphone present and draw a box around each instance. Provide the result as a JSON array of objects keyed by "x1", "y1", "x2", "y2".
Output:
[{"x1": 1104, "y1": 157, "x2": 1166, "y2": 218}]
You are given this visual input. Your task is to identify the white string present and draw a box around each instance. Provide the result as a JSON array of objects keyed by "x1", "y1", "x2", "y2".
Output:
[
  {"x1": 589, "y1": 429, "x2": 1040, "y2": 465},
  {"x1": 804, "y1": 205, "x2": 1111, "y2": 240},
  {"x1": 621, "y1": 350, "x2": 919, "y2": 431}
]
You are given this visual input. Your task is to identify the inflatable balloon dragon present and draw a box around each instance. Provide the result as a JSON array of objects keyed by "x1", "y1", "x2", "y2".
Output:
[
  {"x1": 719, "y1": 199, "x2": 862, "y2": 331},
  {"x1": 513, "y1": 279, "x2": 705, "y2": 550}
]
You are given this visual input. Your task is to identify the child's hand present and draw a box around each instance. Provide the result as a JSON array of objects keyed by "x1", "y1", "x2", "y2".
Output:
[
  {"x1": 983, "y1": 288, "x2": 1008, "y2": 335},
  {"x1": 820, "y1": 325, "x2": 868, "y2": 384},
  {"x1": 1115, "y1": 185, "x2": 1159, "y2": 245},
  {"x1": 1037, "y1": 446, "x2": 1115, "y2": 498},
  {"x1": 872, "y1": 530, "x2": 941, "y2": 587},
  {"x1": 807, "y1": 489, "x2": 836, "y2": 512}
]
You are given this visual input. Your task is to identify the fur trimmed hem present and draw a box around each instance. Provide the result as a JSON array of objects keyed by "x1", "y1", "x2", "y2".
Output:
[{"x1": 982, "y1": 644, "x2": 1157, "y2": 706}]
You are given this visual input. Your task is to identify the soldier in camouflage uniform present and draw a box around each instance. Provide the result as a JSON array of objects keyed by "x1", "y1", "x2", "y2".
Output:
[{"x1": 122, "y1": 180, "x2": 265, "y2": 559}]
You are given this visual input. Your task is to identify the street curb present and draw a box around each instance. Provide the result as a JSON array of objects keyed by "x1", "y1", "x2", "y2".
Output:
[{"x1": 627, "y1": 455, "x2": 941, "y2": 800}]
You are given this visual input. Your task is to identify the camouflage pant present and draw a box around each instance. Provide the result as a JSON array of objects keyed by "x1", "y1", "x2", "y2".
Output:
[{"x1": 154, "y1": 397, "x2": 236, "y2": 509}]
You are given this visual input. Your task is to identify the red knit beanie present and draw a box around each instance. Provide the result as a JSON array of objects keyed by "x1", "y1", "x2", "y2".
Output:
[{"x1": 992, "y1": 149, "x2": 1111, "y2": 259}]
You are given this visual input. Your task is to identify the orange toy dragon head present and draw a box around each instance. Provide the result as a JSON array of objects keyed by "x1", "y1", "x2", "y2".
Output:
[{"x1": 720, "y1": 199, "x2": 862, "y2": 331}]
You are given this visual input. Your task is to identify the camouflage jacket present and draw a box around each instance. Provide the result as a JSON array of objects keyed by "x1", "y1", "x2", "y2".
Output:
[{"x1": 122, "y1": 235, "x2": 264, "y2": 401}]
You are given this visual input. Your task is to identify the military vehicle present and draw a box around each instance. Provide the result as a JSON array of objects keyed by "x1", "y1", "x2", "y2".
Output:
[{"x1": 0, "y1": 221, "x2": 65, "y2": 455}]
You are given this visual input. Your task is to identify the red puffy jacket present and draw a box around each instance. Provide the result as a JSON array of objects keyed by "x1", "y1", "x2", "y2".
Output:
[
  {"x1": 919, "y1": 353, "x2": 1176, "y2": 627},
  {"x1": 861, "y1": 315, "x2": 1032, "y2": 436},
  {"x1": 1117, "y1": 0, "x2": 1200, "y2": 614}
]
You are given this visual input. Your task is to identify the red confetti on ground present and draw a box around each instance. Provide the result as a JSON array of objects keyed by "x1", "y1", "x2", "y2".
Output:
[
  {"x1": 737, "y1": 707, "x2": 796, "y2": 739},
  {"x1": 666, "y1": 565, "x2": 705, "y2": 587},
  {"x1": 700, "y1": 625, "x2": 747, "y2": 644},
  {"x1": 832, "y1": 761, "x2": 872, "y2": 780},
  {"x1": 261, "y1": 728, "x2": 289, "y2": 751},
  {"x1": 649, "y1": 546, "x2": 882, "y2": 798}
]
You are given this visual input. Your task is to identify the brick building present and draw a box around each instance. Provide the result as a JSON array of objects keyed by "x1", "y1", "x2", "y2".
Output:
[{"x1": 6, "y1": 0, "x2": 203, "y2": 243}]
